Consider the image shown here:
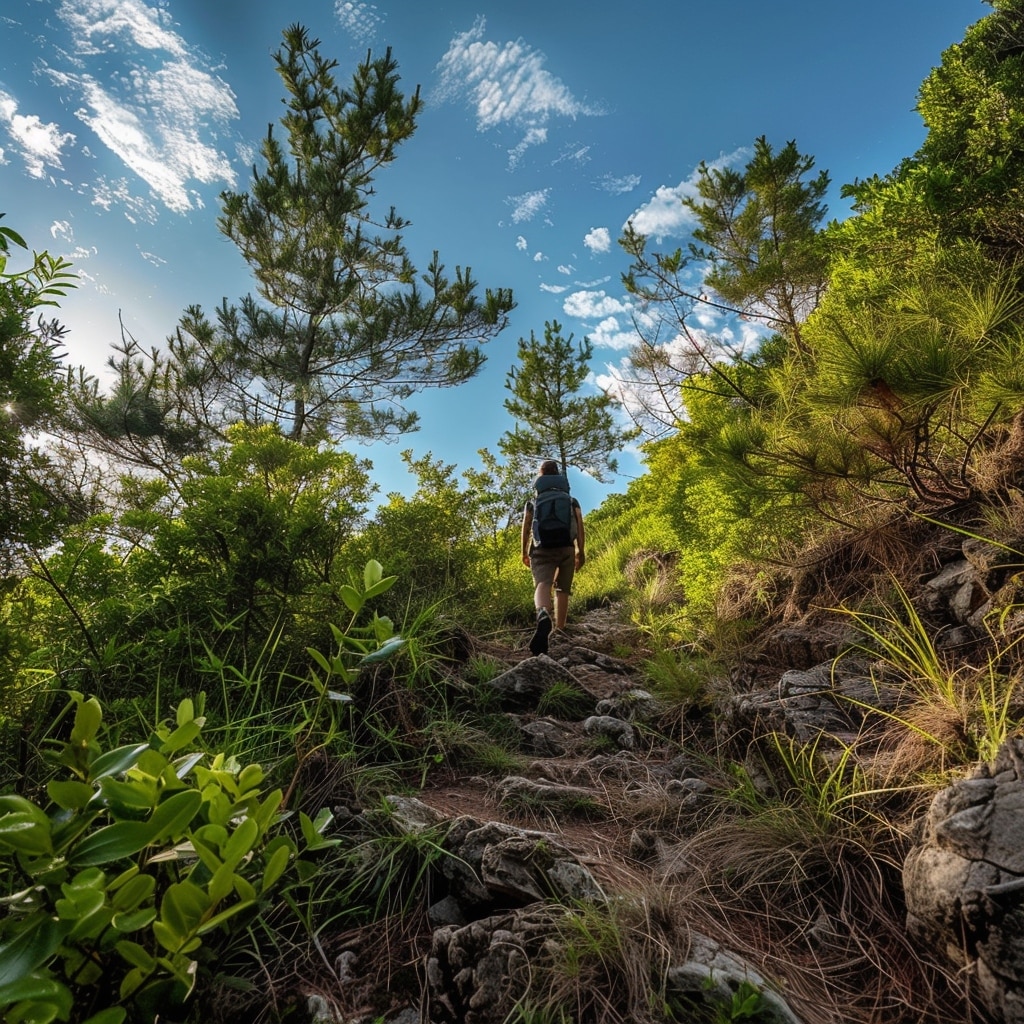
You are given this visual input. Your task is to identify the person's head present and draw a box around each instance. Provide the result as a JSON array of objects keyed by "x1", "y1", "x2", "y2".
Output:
[{"x1": 538, "y1": 459, "x2": 560, "y2": 476}]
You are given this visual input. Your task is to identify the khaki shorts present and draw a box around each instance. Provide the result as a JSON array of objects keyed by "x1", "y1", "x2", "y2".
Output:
[{"x1": 529, "y1": 545, "x2": 575, "y2": 593}]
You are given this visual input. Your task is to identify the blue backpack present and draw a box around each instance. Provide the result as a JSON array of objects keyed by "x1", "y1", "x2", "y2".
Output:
[{"x1": 532, "y1": 473, "x2": 578, "y2": 548}]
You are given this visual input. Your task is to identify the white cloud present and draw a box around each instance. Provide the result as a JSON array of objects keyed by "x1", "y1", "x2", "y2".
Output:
[
  {"x1": 31, "y1": 0, "x2": 240, "y2": 213},
  {"x1": 58, "y1": 0, "x2": 188, "y2": 57},
  {"x1": 540, "y1": 282, "x2": 570, "y2": 294},
  {"x1": 563, "y1": 289, "x2": 628, "y2": 320},
  {"x1": 596, "y1": 172, "x2": 641, "y2": 195},
  {"x1": 553, "y1": 144, "x2": 591, "y2": 167},
  {"x1": 508, "y1": 189, "x2": 549, "y2": 223},
  {"x1": 434, "y1": 16, "x2": 604, "y2": 167},
  {"x1": 50, "y1": 220, "x2": 74, "y2": 242},
  {"x1": 90, "y1": 175, "x2": 160, "y2": 223},
  {"x1": 627, "y1": 149, "x2": 746, "y2": 241},
  {"x1": 334, "y1": 1, "x2": 383, "y2": 44},
  {"x1": 516, "y1": 235, "x2": 528, "y2": 251},
  {"x1": 557, "y1": 264, "x2": 574, "y2": 275},
  {"x1": 533, "y1": 251, "x2": 546, "y2": 262},
  {"x1": 588, "y1": 316, "x2": 638, "y2": 352},
  {"x1": 0, "y1": 90, "x2": 75, "y2": 178},
  {"x1": 583, "y1": 226, "x2": 611, "y2": 254}
]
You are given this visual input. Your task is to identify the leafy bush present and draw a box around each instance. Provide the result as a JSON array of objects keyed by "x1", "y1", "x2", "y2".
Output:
[{"x1": 0, "y1": 693, "x2": 340, "y2": 1024}]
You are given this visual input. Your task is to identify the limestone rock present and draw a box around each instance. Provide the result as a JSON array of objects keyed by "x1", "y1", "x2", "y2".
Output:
[{"x1": 904, "y1": 737, "x2": 1024, "y2": 1022}]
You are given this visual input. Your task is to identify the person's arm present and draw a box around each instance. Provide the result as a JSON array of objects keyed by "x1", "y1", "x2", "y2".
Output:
[
  {"x1": 521, "y1": 504, "x2": 533, "y2": 565},
  {"x1": 574, "y1": 506, "x2": 586, "y2": 568}
]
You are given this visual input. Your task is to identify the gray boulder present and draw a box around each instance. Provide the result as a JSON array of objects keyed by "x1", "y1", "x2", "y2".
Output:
[{"x1": 904, "y1": 737, "x2": 1024, "y2": 1023}]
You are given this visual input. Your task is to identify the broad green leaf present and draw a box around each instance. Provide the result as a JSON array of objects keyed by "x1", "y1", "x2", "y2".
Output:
[
  {"x1": 111, "y1": 907, "x2": 157, "y2": 932},
  {"x1": 363, "y1": 574, "x2": 397, "y2": 600},
  {"x1": 359, "y1": 636, "x2": 406, "y2": 665},
  {"x1": 261, "y1": 841, "x2": 292, "y2": 891},
  {"x1": 175, "y1": 698, "x2": 195, "y2": 727},
  {"x1": 0, "y1": 813, "x2": 53, "y2": 856},
  {"x1": 98, "y1": 777, "x2": 156, "y2": 815},
  {"x1": 147, "y1": 790, "x2": 203, "y2": 842},
  {"x1": 115, "y1": 939, "x2": 156, "y2": 971},
  {"x1": 363, "y1": 559, "x2": 384, "y2": 589},
  {"x1": 81, "y1": 1008, "x2": 127, "y2": 1024},
  {"x1": 90, "y1": 743, "x2": 150, "y2": 781},
  {"x1": 173, "y1": 751, "x2": 204, "y2": 780},
  {"x1": 71, "y1": 820, "x2": 154, "y2": 866},
  {"x1": 0, "y1": 918, "x2": 69, "y2": 985},
  {"x1": 0, "y1": 975, "x2": 72, "y2": 1018},
  {"x1": 339, "y1": 583, "x2": 362, "y2": 613},
  {"x1": 111, "y1": 873, "x2": 156, "y2": 911},
  {"x1": 151, "y1": 920, "x2": 179, "y2": 953},
  {"x1": 158, "y1": 720, "x2": 202, "y2": 755},
  {"x1": 160, "y1": 881, "x2": 209, "y2": 937},
  {"x1": 70, "y1": 697, "x2": 102, "y2": 748},
  {"x1": 46, "y1": 780, "x2": 93, "y2": 811},
  {"x1": 232, "y1": 875, "x2": 256, "y2": 902},
  {"x1": 222, "y1": 817, "x2": 259, "y2": 864}
]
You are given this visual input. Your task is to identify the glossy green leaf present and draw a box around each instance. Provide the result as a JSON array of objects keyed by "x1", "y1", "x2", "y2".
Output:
[
  {"x1": 222, "y1": 817, "x2": 259, "y2": 865},
  {"x1": 172, "y1": 751, "x2": 204, "y2": 780},
  {"x1": 159, "y1": 720, "x2": 201, "y2": 755},
  {"x1": 0, "y1": 917, "x2": 68, "y2": 985},
  {"x1": 261, "y1": 841, "x2": 292, "y2": 891},
  {"x1": 70, "y1": 697, "x2": 102, "y2": 748},
  {"x1": 115, "y1": 939, "x2": 156, "y2": 971},
  {"x1": 359, "y1": 636, "x2": 406, "y2": 664},
  {"x1": 98, "y1": 777, "x2": 156, "y2": 815},
  {"x1": 363, "y1": 559, "x2": 384, "y2": 590},
  {"x1": 363, "y1": 574, "x2": 397, "y2": 600},
  {"x1": 147, "y1": 789, "x2": 202, "y2": 842},
  {"x1": 46, "y1": 780, "x2": 93, "y2": 811},
  {"x1": 110, "y1": 872, "x2": 155, "y2": 913},
  {"x1": 160, "y1": 881, "x2": 209, "y2": 937},
  {"x1": 90, "y1": 743, "x2": 150, "y2": 781},
  {"x1": 0, "y1": 975, "x2": 72, "y2": 1019},
  {"x1": 71, "y1": 820, "x2": 154, "y2": 866},
  {"x1": 111, "y1": 907, "x2": 157, "y2": 932}
]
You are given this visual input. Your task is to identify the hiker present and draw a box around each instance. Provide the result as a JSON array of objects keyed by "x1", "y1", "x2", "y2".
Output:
[{"x1": 521, "y1": 459, "x2": 586, "y2": 656}]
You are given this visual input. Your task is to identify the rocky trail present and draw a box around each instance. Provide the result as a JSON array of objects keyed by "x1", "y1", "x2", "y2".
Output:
[{"x1": 257, "y1": 539, "x2": 1024, "y2": 1024}]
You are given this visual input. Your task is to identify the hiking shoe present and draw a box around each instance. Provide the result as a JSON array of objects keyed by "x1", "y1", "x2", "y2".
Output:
[{"x1": 529, "y1": 608, "x2": 552, "y2": 656}]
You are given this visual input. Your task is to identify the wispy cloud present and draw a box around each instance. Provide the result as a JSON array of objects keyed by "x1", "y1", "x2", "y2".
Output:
[
  {"x1": 508, "y1": 188, "x2": 549, "y2": 223},
  {"x1": 583, "y1": 227, "x2": 611, "y2": 254},
  {"x1": 28, "y1": 0, "x2": 240, "y2": 214},
  {"x1": 0, "y1": 90, "x2": 75, "y2": 178},
  {"x1": 334, "y1": 1, "x2": 383, "y2": 45},
  {"x1": 627, "y1": 150, "x2": 745, "y2": 241},
  {"x1": 434, "y1": 16, "x2": 604, "y2": 168},
  {"x1": 596, "y1": 172, "x2": 640, "y2": 195}
]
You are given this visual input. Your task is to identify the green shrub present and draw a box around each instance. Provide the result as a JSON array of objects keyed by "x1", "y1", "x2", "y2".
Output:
[{"x1": 0, "y1": 694, "x2": 341, "y2": 1024}]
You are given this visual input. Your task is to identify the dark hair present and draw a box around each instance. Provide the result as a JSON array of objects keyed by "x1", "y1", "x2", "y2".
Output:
[{"x1": 538, "y1": 460, "x2": 560, "y2": 475}]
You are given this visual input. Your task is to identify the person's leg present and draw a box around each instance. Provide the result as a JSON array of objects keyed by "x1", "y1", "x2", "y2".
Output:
[
  {"x1": 552, "y1": 549, "x2": 576, "y2": 630},
  {"x1": 554, "y1": 589, "x2": 570, "y2": 629},
  {"x1": 529, "y1": 552, "x2": 555, "y2": 655}
]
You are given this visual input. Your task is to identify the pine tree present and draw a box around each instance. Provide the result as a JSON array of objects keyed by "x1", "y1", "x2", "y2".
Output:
[{"x1": 498, "y1": 321, "x2": 637, "y2": 483}]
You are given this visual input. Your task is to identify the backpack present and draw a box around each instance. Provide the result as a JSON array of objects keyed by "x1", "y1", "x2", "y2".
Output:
[{"x1": 531, "y1": 473, "x2": 578, "y2": 548}]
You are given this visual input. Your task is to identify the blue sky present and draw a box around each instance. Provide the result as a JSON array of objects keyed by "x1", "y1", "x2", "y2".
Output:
[{"x1": 0, "y1": 0, "x2": 985, "y2": 512}]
